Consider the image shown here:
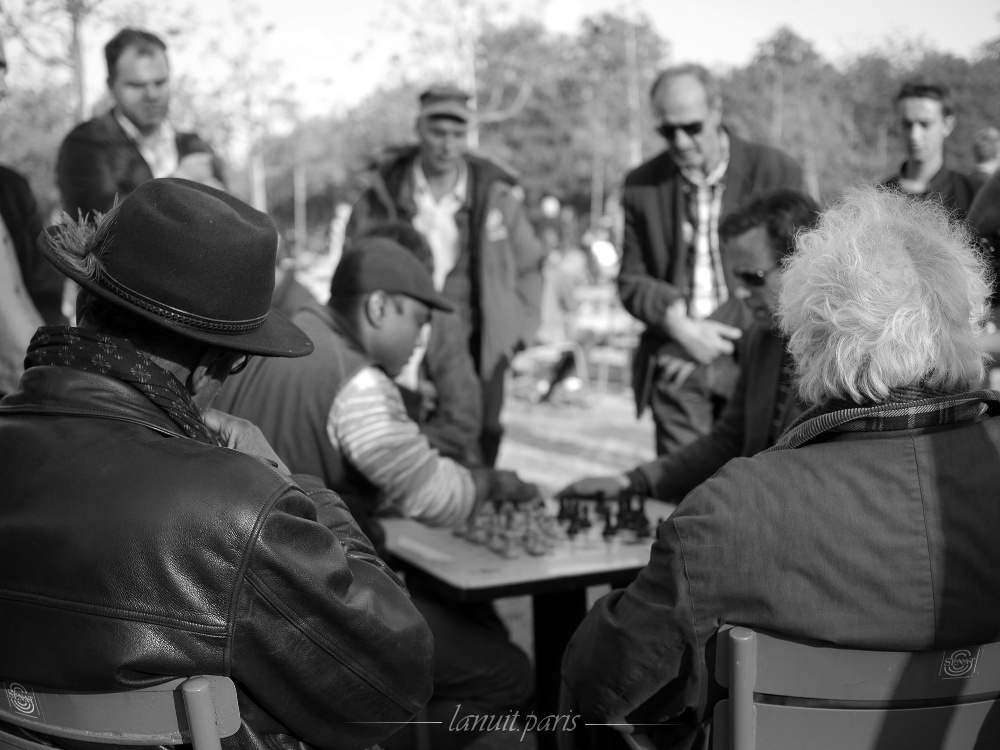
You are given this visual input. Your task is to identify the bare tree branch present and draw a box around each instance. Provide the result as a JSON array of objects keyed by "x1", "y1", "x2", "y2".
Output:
[{"x1": 478, "y1": 76, "x2": 533, "y2": 123}]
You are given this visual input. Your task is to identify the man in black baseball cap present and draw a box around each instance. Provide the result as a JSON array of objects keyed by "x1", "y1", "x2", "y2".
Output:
[
  {"x1": 0, "y1": 178, "x2": 434, "y2": 750},
  {"x1": 217, "y1": 235, "x2": 539, "y2": 750}
]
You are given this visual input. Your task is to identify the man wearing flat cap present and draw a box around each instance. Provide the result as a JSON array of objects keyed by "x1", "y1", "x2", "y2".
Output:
[
  {"x1": 0, "y1": 178, "x2": 434, "y2": 750},
  {"x1": 346, "y1": 83, "x2": 545, "y2": 466}
]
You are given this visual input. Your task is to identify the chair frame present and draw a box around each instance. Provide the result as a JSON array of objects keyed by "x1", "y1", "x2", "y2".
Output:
[
  {"x1": 714, "y1": 626, "x2": 1000, "y2": 750},
  {"x1": 0, "y1": 676, "x2": 239, "y2": 750}
]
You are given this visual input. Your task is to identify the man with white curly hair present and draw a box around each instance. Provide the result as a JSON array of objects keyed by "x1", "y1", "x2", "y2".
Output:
[{"x1": 560, "y1": 184, "x2": 1000, "y2": 750}]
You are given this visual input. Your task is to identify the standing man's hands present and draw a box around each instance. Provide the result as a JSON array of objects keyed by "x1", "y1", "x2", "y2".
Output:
[{"x1": 663, "y1": 300, "x2": 742, "y2": 365}]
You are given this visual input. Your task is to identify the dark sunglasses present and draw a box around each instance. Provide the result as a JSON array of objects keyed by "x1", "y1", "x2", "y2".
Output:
[
  {"x1": 734, "y1": 266, "x2": 780, "y2": 288},
  {"x1": 229, "y1": 354, "x2": 254, "y2": 375},
  {"x1": 656, "y1": 121, "x2": 704, "y2": 140}
]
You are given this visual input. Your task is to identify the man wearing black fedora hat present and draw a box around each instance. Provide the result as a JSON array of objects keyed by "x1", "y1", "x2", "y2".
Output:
[{"x1": 0, "y1": 178, "x2": 434, "y2": 750}]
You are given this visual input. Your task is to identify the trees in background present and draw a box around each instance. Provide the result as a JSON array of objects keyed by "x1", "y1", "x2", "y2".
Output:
[
  {"x1": 259, "y1": 17, "x2": 1000, "y2": 246},
  {"x1": 1, "y1": 4, "x2": 998, "y2": 243}
]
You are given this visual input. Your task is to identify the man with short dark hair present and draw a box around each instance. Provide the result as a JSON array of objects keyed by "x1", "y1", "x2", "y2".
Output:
[
  {"x1": 620, "y1": 63, "x2": 804, "y2": 457},
  {"x1": 883, "y1": 79, "x2": 977, "y2": 217},
  {"x1": 0, "y1": 178, "x2": 434, "y2": 750},
  {"x1": 57, "y1": 28, "x2": 223, "y2": 219},
  {"x1": 350, "y1": 220, "x2": 484, "y2": 465},
  {"x1": 346, "y1": 84, "x2": 545, "y2": 466},
  {"x1": 560, "y1": 189, "x2": 819, "y2": 502}
]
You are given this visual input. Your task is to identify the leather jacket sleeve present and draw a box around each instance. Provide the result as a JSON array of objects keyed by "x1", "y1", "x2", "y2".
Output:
[{"x1": 231, "y1": 482, "x2": 434, "y2": 750}]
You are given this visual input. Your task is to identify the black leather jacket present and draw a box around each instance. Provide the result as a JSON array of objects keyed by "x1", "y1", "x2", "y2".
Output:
[{"x1": 0, "y1": 366, "x2": 434, "y2": 750}]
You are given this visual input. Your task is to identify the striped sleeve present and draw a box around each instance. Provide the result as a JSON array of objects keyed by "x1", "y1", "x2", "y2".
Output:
[{"x1": 328, "y1": 366, "x2": 476, "y2": 528}]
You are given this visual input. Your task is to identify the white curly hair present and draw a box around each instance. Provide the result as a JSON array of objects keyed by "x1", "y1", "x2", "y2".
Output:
[{"x1": 777, "y1": 184, "x2": 993, "y2": 407}]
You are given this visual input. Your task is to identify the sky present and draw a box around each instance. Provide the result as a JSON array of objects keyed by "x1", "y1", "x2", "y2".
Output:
[
  {"x1": 24, "y1": 0, "x2": 1000, "y2": 119},
  {"x1": 257, "y1": 0, "x2": 1000, "y2": 116}
]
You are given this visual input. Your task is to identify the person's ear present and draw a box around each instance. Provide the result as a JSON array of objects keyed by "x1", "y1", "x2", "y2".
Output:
[
  {"x1": 943, "y1": 114, "x2": 956, "y2": 139},
  {"x1": 189, "y1": 349, "x2": 228, "y2": 397},
  {"x1": 364, "y1": 291, "x2": 389, "y2": 328}
]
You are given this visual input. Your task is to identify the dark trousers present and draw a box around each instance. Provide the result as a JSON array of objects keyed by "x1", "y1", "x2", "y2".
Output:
[
  {"x1": 650, "y1": 353, "x2": 740, "y2": 457},
  {"x1": 479, "y1": 355, "x2": 509, "y2": 467},
  {"x1": 382, "y1": 580, "x2": 534, "y2": 750}
]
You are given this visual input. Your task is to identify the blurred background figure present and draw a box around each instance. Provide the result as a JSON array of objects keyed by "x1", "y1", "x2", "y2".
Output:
[
  {"x1": 619, "y1": 63, "x2": 804, "y2": 457},
  {"x1": 0, "y1": 34, "x2": 66, "y2": 394},
  {"x1": 346, "y1": 83, "x2": 545, "y2": 466},
  {"x1": 883, "y1": 79, "x2": 978, "y2": 217},
  {"x1": 57, "y1": 27, "x2": 224, "y2": 220},
  {"x1": 972, "y1": 126, "x2": 1000, "y2": 188},
  {"x1": 533, "y1": 221, "x2": 592, "y2": 403}
]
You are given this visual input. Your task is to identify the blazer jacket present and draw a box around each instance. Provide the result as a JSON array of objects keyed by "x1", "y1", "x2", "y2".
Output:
[
  {"x1": 629, "y1": 322, "x2": 802, "y2": 501},
  {"x1": 618, "y1": 132, "x2": 804, "y2": 411},
  {"x1": 57, "y1": 111, "x2": 222, "y2": 219}
]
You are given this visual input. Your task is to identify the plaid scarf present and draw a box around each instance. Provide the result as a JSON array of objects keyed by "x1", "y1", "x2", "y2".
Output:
[
  {"x1": 767, "y1": 386, "x2": 998, "y2": 453},
  {"x1": 25, "y1": 326, "x2": 219, "y2": 446}
]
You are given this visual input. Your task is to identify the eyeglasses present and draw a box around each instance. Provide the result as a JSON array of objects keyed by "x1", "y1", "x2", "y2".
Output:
[
  {"x1": 734, "y1": 266, "x2": 780, "y2": 288},
  {"x1": 228, "y1": 354, "x2": 253, "y2": 375},
  {"x1": 656, "y1": 121, "x2": 704, "y2": 141}
]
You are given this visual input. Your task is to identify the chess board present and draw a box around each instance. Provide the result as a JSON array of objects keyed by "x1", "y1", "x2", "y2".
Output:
[{"x1": 452, "y1": 495, "x2": 669, "y2": 559}]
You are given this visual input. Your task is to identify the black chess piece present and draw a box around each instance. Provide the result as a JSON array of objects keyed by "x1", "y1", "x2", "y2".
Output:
[{"x1": 558, "y1": 497, "x2": 574, "y2": 522}]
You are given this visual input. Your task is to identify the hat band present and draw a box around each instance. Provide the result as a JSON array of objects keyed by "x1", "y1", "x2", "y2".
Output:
[{"x1": 98, "y1": 269, "x2": 268, "y2": 333}]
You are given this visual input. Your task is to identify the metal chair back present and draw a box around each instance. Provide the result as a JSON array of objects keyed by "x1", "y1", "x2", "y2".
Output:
[
  {"x1": 0, "y1": 676, "x2": 239, "y2": 750},
  {"x1": 714, "y1": 626, "x2": 1000, "y2": 750}
]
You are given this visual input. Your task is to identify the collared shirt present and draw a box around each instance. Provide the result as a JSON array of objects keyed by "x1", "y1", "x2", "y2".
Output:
[
  {"x1": 411, "y1": 158, "x2": 468, "y2": 292},
  {"x1": 680, "y1": 131, "x2": 731, "y2": 320},
  {"x1": 114, "y1": 108, "x2": 179, "y2": 179},
  {"x1": 399, "y1": 159, "x2": 469, "y2": 389}
]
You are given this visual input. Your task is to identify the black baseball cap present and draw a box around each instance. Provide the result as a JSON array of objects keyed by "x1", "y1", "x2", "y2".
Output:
[{"x1": 330, "y1": 237, "x2": 455, "y2": 312}]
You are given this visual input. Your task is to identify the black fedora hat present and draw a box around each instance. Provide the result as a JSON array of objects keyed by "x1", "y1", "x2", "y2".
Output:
[{"x1": 39, "y1": 178, "x2": 313, "y2": 358}]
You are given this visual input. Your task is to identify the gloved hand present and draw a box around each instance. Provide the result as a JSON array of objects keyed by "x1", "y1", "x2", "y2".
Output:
[{"x1": 557, "y1": 474, "x2": 630, "y2": 500}]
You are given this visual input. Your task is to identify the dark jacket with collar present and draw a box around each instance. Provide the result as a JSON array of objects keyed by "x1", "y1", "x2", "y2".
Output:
[
  {"x1": 56, "y1": 111, "x2": 222, "y2": 219},
  {"x1": 883, "y1": 163, "x2": 979, "y2": 219},
  {"x1": 0, "y1": 365, "x2": 433, "y2": 750},
  {"x1": 618, "y1": 132, "x2": 804, "y2": 411},
  {"x1": 0, "y1": 164, "x2": 65, "y2": 325},
  {"x1": 346, "y1": 146, "x2": 545, "y2": 379},
  {"x1": 628, "y1": 322, "x2": 802, "y2": 500},
  {"x1": 563, "y1": 389, "x2": 1000, "y2": 749}
]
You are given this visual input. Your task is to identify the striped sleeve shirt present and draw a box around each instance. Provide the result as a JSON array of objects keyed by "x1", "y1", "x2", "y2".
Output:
[{"x1": 328, "y1": 365, "x2": 476, "y2": 528}]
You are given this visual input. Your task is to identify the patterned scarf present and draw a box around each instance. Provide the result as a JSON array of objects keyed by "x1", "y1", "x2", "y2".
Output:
[
  {"x1": 769, "y1": 385, "x2": 995, "y2": 453},
  {"x1": 25, "y1": 326, "x2": 218, "y2": 445}
]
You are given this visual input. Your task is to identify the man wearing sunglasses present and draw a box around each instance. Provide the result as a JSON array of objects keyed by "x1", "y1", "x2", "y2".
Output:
[
  {"x1": 619, "y1": 64, "x2": 804, "y2": 457},
  {"x1": 560, "y1": 189, "x2": 818, "y2": 503}
]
